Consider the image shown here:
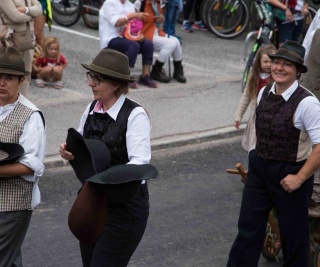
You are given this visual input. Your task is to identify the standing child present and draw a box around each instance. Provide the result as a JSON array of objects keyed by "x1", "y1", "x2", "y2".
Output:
[
  {"x1": 33, "y1": 37, "x2": 67, "y2": 89},
  {"x1": 234, "y1": 45, "x2": 276, "y2": 152}
]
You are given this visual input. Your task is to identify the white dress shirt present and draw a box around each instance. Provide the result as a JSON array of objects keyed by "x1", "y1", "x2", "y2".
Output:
[
  {"x1": 77, "y1": 94, "x2": 151, "y2": 165},
  {"x1": 0, "y1": 94, "x2": 46, "y2": 209}
]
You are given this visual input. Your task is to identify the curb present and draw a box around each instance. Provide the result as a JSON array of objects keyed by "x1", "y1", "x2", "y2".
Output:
[{"x1": 44, "y1": 125, "x2": 244, "y2": 169}]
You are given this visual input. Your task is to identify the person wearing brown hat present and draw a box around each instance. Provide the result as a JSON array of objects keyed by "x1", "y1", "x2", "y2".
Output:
[
  {"x1": 0, "y1": 46, "x2": 46, "y2": 267},
  {"x1": 59, "y1": 48, "x2": 156, "y2": 267},
  {"x1": 227, "y1": 40, "x2": 320, "y2": 267}
]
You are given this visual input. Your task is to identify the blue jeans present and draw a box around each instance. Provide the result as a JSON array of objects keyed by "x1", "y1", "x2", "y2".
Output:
[
  {"x1": 163, "y1": 0, "x2": 183, "y2": 36},
  {"x1": 108, "y1": 37, "x2": 154, "y2": 68}
]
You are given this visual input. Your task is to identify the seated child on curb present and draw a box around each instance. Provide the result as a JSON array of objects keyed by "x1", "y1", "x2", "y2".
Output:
[{"x1": 33, "y1": 37, "x2": 67, "y2": 89}]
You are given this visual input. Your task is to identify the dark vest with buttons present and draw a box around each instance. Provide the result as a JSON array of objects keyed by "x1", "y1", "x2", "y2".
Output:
[
  {"x1": 83, "y1": 98, "x2": 140, "y2": 166},
  {"x1": 256, "y1": 84, "x2": 312, "y2": 161}
]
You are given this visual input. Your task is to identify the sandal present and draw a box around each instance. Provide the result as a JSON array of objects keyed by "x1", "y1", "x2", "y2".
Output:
[
  {"x1": 54, "y1": 81, "x2": 63, "y2": 89},
  {"x1": 36, "y1": 79, "x2": 45, "y2": 88}
]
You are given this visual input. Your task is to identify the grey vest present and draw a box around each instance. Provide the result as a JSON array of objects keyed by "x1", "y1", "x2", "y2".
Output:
[{"x1": 0, "y1": 103, "x2": 34, "y2": 212}]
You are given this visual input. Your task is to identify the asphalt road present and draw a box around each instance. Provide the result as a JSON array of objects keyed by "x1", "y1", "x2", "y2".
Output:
[{"x1": 22, "y1": 136, "x2": 289, "y2": 267}]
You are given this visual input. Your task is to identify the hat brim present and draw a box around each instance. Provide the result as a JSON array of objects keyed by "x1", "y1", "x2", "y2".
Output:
[
  {"x1": 81, "y1": 63, "x2": 136, "y2": 83},
  {"x1": 66, "y1": 128, "x2": 111, "y2": 184},
  {"x1": 0, "y1": 142, "x2": 24, "y2": 165},
  {"x1": 0, "y1": 68, "x2": 30, "y2": 76},
  {"x1": 86, "y1": 163, "x2": 158, "y2": 202},
  {"x1": 86, "y1": 164, "x2": 159, "y2": 185},
  {"x1": 268, "y1": 54, "x2": 308, "y2": 73}
]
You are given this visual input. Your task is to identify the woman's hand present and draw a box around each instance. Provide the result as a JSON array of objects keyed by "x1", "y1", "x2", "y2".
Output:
[
  {"x1": 154, "y1": 15, "x2": 165, "y2": 23},
  {"x1": 135, "y1": 12, "x2": 149, "y2": 20},
  {"x1": 285, "y1": 8, "x2": 293, "y2": 22},
  {"x1": 59, "y1": 143, "x2": 74, "y2": 161},
  {"x1": 301, "y1": 3, "x2": 309, "y2": 16},
  {"x1": 280, "y1": 174, "x2": 303, "y2": 193},
  {"x1": 234, "y1": 121, "x2": 241, "y2": 129}
]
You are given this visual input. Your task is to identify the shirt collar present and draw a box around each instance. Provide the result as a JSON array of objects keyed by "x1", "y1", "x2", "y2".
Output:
[
  {"x1": 92, "y1": 94, "x2": 125, "y2": 121},
  {"x1": 269, "y1": 80, "x2": 299, "y2": 101}
]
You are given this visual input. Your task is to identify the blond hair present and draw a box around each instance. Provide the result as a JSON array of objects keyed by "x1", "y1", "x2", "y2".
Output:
[{"x1": 40, "y1": 37, "x2": 62, "y2": 63}]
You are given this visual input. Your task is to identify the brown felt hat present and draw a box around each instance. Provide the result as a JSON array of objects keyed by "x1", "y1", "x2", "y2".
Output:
[
  {"x1": 0, "y1": 47, "x2": 30, "y2": 76},
  {"x1": 81, "y1": 48, "x2": 136, "y2": 82},
  {"x1": 268, "y1": 40, "x2": 308, "y2": 73}
]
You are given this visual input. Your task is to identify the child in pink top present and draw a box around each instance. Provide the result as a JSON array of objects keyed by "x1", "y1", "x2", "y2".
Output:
[{"x1": 33, "y1": 37, "x2": 67, "y2": 89}]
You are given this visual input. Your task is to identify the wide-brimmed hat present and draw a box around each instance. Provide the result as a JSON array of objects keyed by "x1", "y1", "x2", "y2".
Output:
[
  {"x1": 81, "y1": 49, "x2": 136, "y2": 83},
  {"x1": 66, "y1": 128, "x2": 158, "y2": 244},
  {"x1": 268, "y1": 40, "x2": 308, "y2": 73},
  {"x1": 0, "y1": 142, "x2": 24, "y2": 165},
  {"x1": 66, "y1": 128, "x2": 111, "y2": 184},
  {"x1": 0, "y1": 47, "x2": 30, "y2": 76}
]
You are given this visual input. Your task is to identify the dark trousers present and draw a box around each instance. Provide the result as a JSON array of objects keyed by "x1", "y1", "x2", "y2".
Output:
[
  {"x1": 227, "y1": 150, "x2": 314, "y2": 267},
  {"x1": 0, "y1": 210, "x2": 33, "y2": 267},
  {"x1": 107, "y1": 37, "x2": 154, "y2": 68},
  {"x1": 80, "y1": 183, "x2": 149, "y2": 267}
]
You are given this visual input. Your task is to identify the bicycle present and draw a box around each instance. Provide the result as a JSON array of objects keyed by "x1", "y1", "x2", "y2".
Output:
[
  {"x1": 51, "y1": 0, "x2": 83, "y2": 27},
  {"x1": 82, "y1": 0, "x2": 104, "y2": 29},
  {"x1": 204, "y1": 0, "x2": 250, "y2": 39}
]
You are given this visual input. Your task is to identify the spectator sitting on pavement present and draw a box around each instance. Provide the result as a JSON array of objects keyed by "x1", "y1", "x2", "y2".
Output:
[
  {"x1": 134, "y1": 0, "x2": 186, "y2": 83},
  {"x1": 181, "y1": 0, "x2": 207, "y2": 32},
  {"x1": 33, "y1": 36, "x2": 67, "y2": 89},
  {"x1": 234, "y1": 45, "x2": 276, "y2": 152},
  {"x1": 0, "y1": 46, "x2": 46, "y2": 267},
  {"x1": 162, "y1": 0, "x2": 183, "y2": 42},
  {"x1": 99, "y1": 0, "x2": 157, "y2": 89}
]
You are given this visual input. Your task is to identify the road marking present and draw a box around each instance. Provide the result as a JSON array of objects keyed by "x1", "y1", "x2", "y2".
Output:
[{"x1": 51, "y1": 25, "x2": 100, "y2": 40}]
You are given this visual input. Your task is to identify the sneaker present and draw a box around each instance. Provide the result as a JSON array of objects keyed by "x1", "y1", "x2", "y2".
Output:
[
  {"x1": 54, "y1": 81, "x2": 63, "y2": 89},
  {"x1": 181, "y1": 22, "x2": 193, "y2": 33},
  {"x1": 192, "y1": 22, "x2": 208, "y2": 31},
  {"x1": 138, "y1": 74, "x2": 158, "y2": 88},
  {"x1": 36, "y1": 78, "x2": 45, "y2": 88},
  {"x1": 129, "y1": 81, "x2": 138, "y2": 89}
]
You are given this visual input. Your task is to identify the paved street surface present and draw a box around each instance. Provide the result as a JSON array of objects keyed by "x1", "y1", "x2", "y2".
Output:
[{"x1": 22, "y1": 137, "x2": 288, "y2": 267}]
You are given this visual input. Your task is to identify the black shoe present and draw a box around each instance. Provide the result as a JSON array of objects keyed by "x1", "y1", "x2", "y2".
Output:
[
  {"x1": 173, "y1": 65, "x2": 186, "y2": 83},
  {"x1": 150, "y1": 66, "x2": 171, "y2": 83}
]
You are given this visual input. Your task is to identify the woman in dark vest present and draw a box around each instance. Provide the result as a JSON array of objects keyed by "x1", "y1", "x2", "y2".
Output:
[
  {"x1": 59, "y1": 49, "x2": 152, "y2": 266},
  {"x1": 227, "y1": 41, "x2": 320, "y2": 267}
]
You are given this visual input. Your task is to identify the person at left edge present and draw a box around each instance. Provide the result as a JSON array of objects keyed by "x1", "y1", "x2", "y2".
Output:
[
  {"x1": 0, "y1": 46, "x2": 46, "y2": 267},
  {"x1": 59, "y1": 49, "x2": 151, "y2": 266}
]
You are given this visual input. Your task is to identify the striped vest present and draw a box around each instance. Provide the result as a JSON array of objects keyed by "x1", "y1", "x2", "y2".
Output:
[{"x1": 0, "y1": 103, "x2": 34, "y2": 212}]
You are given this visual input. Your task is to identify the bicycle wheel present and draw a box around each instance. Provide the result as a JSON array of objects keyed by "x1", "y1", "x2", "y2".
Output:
[
  {"x1": 51, "y1": 0, "x2": 83, "y2": 27},
  {"x1": 206, "y1": 0, "x2": 250, "y2": 39},
  {"x1": 241, "y1": 35, "x2": 271, "y2": 91},
  {"x1": 82, "y1": 0, "x2": 102, "y2": 30},
  {"x1": 201, "y1": 0, "x2": 213, "y2": 26}
]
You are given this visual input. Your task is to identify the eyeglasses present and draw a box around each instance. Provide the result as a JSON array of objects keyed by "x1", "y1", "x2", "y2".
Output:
[{"x1": 86, "y1": 72, "x2": 104, "y2": 85}]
